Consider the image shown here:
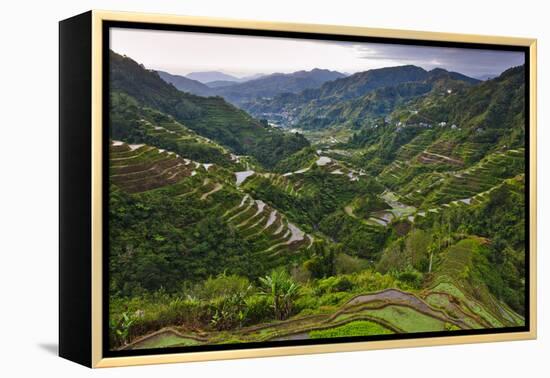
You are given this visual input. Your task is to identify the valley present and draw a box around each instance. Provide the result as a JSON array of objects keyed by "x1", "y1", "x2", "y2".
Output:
[{"x1": 107, "y1": 50, "x2": 526, "y2": 351}]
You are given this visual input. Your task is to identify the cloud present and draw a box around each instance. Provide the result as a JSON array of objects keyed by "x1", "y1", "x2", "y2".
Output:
[
  {"x1": 352, "y1": 43, "x2": 525, "y2": 77},
  {"x1": 110, "y1": 28, "x2": 525, "y2": 78}
]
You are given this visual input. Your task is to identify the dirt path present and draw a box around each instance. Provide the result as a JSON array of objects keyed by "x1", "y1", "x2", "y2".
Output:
[
  {"x1": 344, "y1": 205, "x2": 356, "y2": 218},
  {"x1": 422, "y1": 151, "x2": 463, "y2": 165},
  {"x1": 200, "y1": 183, "x2": 223, "y2": 200}
]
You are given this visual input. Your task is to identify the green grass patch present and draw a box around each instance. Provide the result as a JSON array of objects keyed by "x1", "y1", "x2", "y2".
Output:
[
  {"x1": 133, "y1": 332, "x2": 199, "y2": 349},
  {"x1": 310, "y1": 320, "x2": 393, "y2": 338},
  {"x1": 366, "y1": 305, "x2": 447, "y2": 332}
]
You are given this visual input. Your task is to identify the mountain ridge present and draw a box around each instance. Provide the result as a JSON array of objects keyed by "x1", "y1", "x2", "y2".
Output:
[
  {"x1": 214, "y1": 68, "x2": 347, "y2": 105},
  {"x1": 109, "y1": 50, "x2": 309, "y2": 168},
  {"x1": 157, "y1": 70, "x2": 214, "y2": 96},
  {"x1": 243, "y1": 65, "x2": 480, "y2": 129},
  {"x1": 186, "y1": 71, "x2": 242, "y2": 83},
  {"x1": 156, "y1": 67, "x2": 346, "y2": 104}
]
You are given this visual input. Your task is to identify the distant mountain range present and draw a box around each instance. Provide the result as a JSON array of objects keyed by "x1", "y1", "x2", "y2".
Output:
[
  {"x1": 206, "y1": 80, "x2": 246, "y2": 88},
  {"x1": 185, "y1": 71, "x2": 265, "y2": 84},
  {"x1": 157, "y1": 70, "x2": 214, "y2": 97},
  {"x1": 242, "y1": 65, "x2": 480, "y2": 129},
  {"x1": 155, "y1": 62, "x2": 519, "y2": 139},
  {"x1": 212, "y1": 68, "x2": 347, "y2": 105},
  {"x1": 157, "y1": 68, "x2": 347, "y2": 106},
  {"x1": 186, "y1": 71, "x2": 242, "y2": 83}
]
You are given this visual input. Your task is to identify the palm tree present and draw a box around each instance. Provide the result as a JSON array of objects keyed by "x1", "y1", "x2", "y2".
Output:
[{"x1": 259, "y1": 270, "x2": 300, "y2": 320}]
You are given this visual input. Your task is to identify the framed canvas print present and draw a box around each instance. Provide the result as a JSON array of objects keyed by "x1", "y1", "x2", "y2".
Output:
[{"x1": 59, "y1": 10, "x2": 537, "y2": 368}]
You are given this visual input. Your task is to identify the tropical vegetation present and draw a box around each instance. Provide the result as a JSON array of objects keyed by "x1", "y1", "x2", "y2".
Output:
[{"x1": 107, "y1": 50, "x2": 526, "y2": 351}]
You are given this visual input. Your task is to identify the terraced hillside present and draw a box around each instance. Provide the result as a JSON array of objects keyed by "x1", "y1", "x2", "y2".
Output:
[
  {"x1": 123, "y1": 239, "x2": 523, "y2": 350},
  {"x1": 110, "y1": 92, "x2": 242, "y2": 168},
  {"x1": 110, "y1": 141, "x2": 200, "y2": 193},
  {"x1": 383, "y1": 148, "x2": 524, "y2": 209},
  {"x1": 425, "y1": 237, "x2": 524, "y2": 328},
  {"x1": 110, "y1": 141, "x2": 525, "y2": 351},
  {"x1": 337, "y1": 148, "x2": 524, "y2": 243},
  {"x1": 324, "y1": 67, "x2": 527, "y2": 237},
  {"x1": 418, "y1": 149, "x2": 524, "y2": 206},
  {"x1": 108, "y1": 140, "x2": 314, "y2": 287},
  {"x1": 110, "y1": 50, "x2": 309, "y2": 168},
  {"x1": 238, "y1": 150, "x2": 383, "y2": 231},
  {"x1": 223, "y1": 195, "x2": 313, "y2": 256}
]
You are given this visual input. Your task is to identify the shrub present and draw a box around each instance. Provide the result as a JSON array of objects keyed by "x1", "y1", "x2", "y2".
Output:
[
  {"x1": 123, "y1": 296, "x2": 209, "y2": 343},
  {"x1": 310, "y1": 320, "x2": 393, "y2": 338},
  {"x1": 244, "y1": 295, "x2": 273, "y2": 325},
  {"x1": 353, "y1": 270, "x2": 397, "y2": 292},
  {"x1": 109, "y1": 311, "x2": 137, "y2": 347},
  {"x1": 290, "y1": 264, "x2": 311, "y2": 283},
  {"x1": 156, "y1": 297, "x2": 204, "y2": 326},
  {"x1": 317, "y1": 276, "x2": 354, "y2": 294},
  {"x1": 294, "y1": 295, "x2": 319, "y2": 314},
  {"x1": 396, "y1": 266, "x2": 424, "y2": 289},
  {"x1": 335, "y1": 253, "x2": 369, "y2": 274},
  {"x1": 303, "y1": 241, "x2": 335, "y2": 279},
  {"x1": 199, "y1": 273, "x2": 251, "y2": 301},
  {"x1": 318, "y1": 292, "x2": 351, "y2": 306},
  {"x1": 259, "y1": 269, "x2": 301, "y2": 320},
  {"x1": 208, "y1": 286, "x2": 252, "y2": 330}
]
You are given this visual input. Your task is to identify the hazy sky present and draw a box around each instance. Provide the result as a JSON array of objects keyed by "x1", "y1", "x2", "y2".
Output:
[{"x1": 110, "y1": 27, "x2": 525, "y2": 79}]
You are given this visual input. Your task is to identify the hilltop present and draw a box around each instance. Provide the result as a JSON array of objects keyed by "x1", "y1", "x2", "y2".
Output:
[
  {"x1": 110, "y1": 51, "x2": 309, "y2": 168},
  {"x1": 243, "y1": 65, "x2": 480, "y2": 129},
  {"x1": 212, "y1": 68, "x2": 347, "y2": 105},
  {"x1": 157, "y1": 67, "x2": 346, "y2": 106},
  {"x1": 156, "y1": 70, "x2": 214, "y2": 97}
]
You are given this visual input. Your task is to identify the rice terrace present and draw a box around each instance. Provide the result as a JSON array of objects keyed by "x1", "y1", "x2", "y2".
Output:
[{"x1": 107, "y1": 27, "x2": 527, "y2": 352}]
